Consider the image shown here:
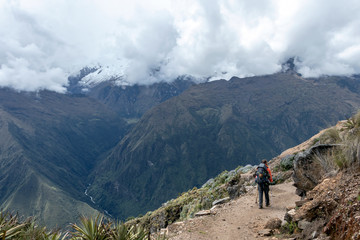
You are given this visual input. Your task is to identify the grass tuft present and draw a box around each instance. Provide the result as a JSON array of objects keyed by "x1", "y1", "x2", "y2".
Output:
[{"x1": 319, "y1": 128, "x2": 341, "y2": 144}]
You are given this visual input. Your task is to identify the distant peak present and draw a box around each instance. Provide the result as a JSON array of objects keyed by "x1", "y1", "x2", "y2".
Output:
[{"x1": 281, "y1": 57, "x2": 298, "y2": 74}]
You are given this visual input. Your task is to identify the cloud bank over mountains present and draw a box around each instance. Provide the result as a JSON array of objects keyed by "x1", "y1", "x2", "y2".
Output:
[{"x1": 0, "y1": 0, "x2": 360, "y2": 92}]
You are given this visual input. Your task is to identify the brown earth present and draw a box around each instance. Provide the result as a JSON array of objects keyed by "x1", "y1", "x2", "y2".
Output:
[{"x1": 165, "y1": 181, "x2": 299, "y2": 240}]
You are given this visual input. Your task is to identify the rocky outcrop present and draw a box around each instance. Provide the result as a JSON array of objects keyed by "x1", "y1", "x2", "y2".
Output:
[
  {"x1": 293, "y1": 144, "x2": 339, "y2": 197},
  {"x1": 132, "y1": 203, "x2": 183, "y2": 234},
  {"x1": 280, "y1": 120, "x2": 360, "y2": 240},
  {"x1": 284, "y1": 169, "x2": 360, "y2": 240},
  {"x1": 226, "y1": 173, "x2": 247, "y2": 199},
  {"x1": 212, "y1": 197, "x2": 230, "y2": 206},
  {"x1": 194, "y1": 210, "x2": 213, "y2": 217}
]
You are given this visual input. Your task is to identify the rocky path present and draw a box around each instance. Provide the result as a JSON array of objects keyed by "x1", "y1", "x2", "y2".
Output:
[{"x1": 166, "y1": 181, "x2": 299, "y2": 240}]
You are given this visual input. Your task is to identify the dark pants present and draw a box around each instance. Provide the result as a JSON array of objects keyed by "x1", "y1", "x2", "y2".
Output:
[{"x1": 258, "y1": 183, "x2": 269, "y2": 207}]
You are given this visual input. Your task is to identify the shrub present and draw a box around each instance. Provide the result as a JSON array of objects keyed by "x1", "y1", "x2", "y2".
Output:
[
  {"x1": 312, "y1": 149, "x2": 338, "y2": 172},
  {"x1": 352, "y1": 111, "x2": 360, "y2": 128},
  {"x1": 0, "y1": 211, "x2": 68, "y2": 240},
  {"x1": 319, "y1": 128, "x2": 341, "y2": 144},
  {"x1": 338, "y1": 136, "x2": 360, "y2": 168},
  {"x1": 213, "y1": 170, "x2": 229, "y2": 187},
  {"x1": 280, "y1": 155, "x2": 295, "y2": 171},
  {"x1": 111, "y1": 223, "x2": 147, "y2": 240},
  {"x1": 312, "y1": 138, "x2": 320, "y2": 145},
  {"x1": 281, "y1": 221, "x2": 299, "y2": 235},
  {"x1": 334, "y1": 151, "x2": 349, "y2": 169},
  {"x1": 71, "y1": 215, "x2": 110, "y2": 240}
]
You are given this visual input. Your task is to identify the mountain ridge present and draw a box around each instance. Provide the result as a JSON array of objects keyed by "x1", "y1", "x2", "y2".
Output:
[
  {"x1": 1, "y1": 71, "x2": 360, "y2": 227},
  {"x1": 0, "y1": 76, "x2": 197, "y2": 227},
  {"x1": 88, "y1": 72, "x2": 360, "y2": 220}
]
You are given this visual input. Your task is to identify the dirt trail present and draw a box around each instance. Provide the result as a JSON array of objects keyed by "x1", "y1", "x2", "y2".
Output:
[{"x1": 167, "y1": 181, "x2": 299, "y2": 240}]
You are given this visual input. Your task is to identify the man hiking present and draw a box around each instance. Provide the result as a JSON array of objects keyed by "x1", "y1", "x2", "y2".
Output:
[{"x1": 255, "y1": 159, "x2": 273, "y2": 209}]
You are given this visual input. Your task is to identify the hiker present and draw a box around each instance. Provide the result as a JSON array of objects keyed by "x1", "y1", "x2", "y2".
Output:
[{"x1": 255, "y1": 159, "x2": 273, "y2": 209}]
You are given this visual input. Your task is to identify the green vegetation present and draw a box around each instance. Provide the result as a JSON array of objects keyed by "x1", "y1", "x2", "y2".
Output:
[
  {"x1": 336, "y1": 111, "x2": 360, "y2": 170},
  {"x1": 343, "y1": 111, "x2": 360, "y2": 130},
  {"x1": 126, "y1": 169, "x2": 246, "y2": 233},
  {"x1": 311, "y1": 112, "x2": 360, "y2": 171},
  {"x1": 318, "y1": 128, "x2": 341, "y2": 144},
  {"x1": 333, "y1": 150, "x2": 349, "y2": 169},
  {"x1": 0, "y1": 212, "x2": 62, "y2": 240},
  {"x1": 312, "y1": 137, "x2": 320, "y2": 145},
  {"x1": 281, "y1": 221, "x2": 299, "y2": 235},
  {"x1": 280, "y1": 155, "x2": 295, "y2": 171},
  {"x1": 0, "y1": 212, "x2": 150, "y2": 240}
]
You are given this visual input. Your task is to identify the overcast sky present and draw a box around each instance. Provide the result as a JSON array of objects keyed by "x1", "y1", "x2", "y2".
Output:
[{"x1": 0, "y1": 0, "x2": 360, "y2": 92}]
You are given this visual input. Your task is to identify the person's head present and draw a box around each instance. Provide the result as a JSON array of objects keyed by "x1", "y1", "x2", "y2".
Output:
[{"x1": 261, "y1": 159, "x2": 268, "y2": 165}]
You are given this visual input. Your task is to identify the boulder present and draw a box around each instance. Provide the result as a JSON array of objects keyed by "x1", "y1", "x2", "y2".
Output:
[
  {"x1": 227, "y1": 184, "x2": 246, "y2": 199},
  {"x1": 284, "y1": 209, "x2": 296, "y2": 222},
  {"x1": 226, "y1": 173, "x2": 246, "y2": 199},
  {"x1": 286, "y1": 206, "x2": 295, "y2": 211},
  {"x1": 299, "y1": 219, "x2": 326, "y2": 240},
  {"x1": 148, "y1": 204, "x2": 182, "y2": 233},
  {"x1": 212, "y1": 197, "x2": 230, "y2": 206},
  {"x1": 298, "y1": 219, "x2": 311, "y2": 230},
  {"x1": 258, "y1": 229, "x2": 273, "y2": 236},
  {"x1": 294, "y1": 198, "x2": 338, "y2": 222},
  {"x1": 273, "y1": 171, "x2": 293, "y2": 184},
  {"x1": 264, "y1": 218, "x2": 282, "y2": 230},
  {"x1": 194, "y1": 210, "x2": 212, "y2": 217},
  {"x1": 293, "y1": 144, "x2": 337, "y2": 196},
  {"x1": 149, "y1": 213, "x2": 167, "y2": 233}
]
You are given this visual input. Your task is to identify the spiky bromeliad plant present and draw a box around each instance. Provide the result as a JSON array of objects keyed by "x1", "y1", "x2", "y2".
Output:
[
  {"x1": 0, "y1": 211, "x2": 66, "y2": 240},
  {"x1": 71, "y1": 215, "x2": 149, "y2": 240},
  {"x1": 0, "y1": 212, "x2": 26, "y2": 239},
  {"x1": 71, "y1": 215, "x2": 110, "y2": 240},
  {"x1": 110, "y1": 222, "x2": 147, "y2": 240},
  {"x1": 0, "y1": 210, "x2": 151, "y2": 240}
]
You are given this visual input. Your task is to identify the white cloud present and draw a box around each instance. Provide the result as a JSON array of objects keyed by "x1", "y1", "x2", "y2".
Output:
[{"x1": 0, "y1": 0, "x2": 360, "y2": 92}]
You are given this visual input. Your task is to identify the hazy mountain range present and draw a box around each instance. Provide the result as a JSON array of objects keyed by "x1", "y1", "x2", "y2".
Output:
[{"x1": 1, "y1": 69, "x2": 360, "y2": 226}]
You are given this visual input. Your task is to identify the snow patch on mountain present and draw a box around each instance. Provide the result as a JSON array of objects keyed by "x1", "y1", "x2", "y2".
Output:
[{"x1": 79, "y1": 61, "x2": 130, "y2": 88}]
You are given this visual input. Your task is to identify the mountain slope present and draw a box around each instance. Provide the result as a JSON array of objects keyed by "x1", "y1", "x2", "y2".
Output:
[
  {"x1": 88, "y1": 72, "x2": 360, "y2": 219},
  {"x1": 0, "y1": 76, "x2": 195, "y2": 227},
  {"x1": 0, "y1": 89, "x2": 127, "y2": 227},
  {"x1": 68, "y1": 72, "x2": 196, "y2": 119}
]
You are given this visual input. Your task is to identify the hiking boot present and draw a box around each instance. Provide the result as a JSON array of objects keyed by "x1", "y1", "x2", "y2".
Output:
[
  {"x1": 259, "y1": 206, "x2": 263, "y2": 209},
  {"x1": 266, "y1": 203, "x2": 270, "y2": 207}
]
